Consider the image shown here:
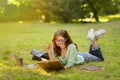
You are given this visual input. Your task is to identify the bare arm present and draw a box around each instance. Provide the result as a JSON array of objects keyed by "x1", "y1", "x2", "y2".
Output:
[{"x1": 46, "y1": 43, "x2": 54, "y2": 60}]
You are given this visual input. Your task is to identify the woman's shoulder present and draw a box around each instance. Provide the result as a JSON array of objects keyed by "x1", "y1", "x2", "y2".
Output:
[{"x1": 68, "y1": 44, "x2": 76, "y2": 48}]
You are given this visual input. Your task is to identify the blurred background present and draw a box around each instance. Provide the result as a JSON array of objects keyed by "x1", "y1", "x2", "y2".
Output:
[{"x1": 0, "y1": 0, "x2": 120, "y2": 23}]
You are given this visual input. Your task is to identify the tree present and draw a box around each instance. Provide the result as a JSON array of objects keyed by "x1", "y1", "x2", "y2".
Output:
[
  {"x1": 0, "y1": 0, "x2": 7, "y2": 22},
  {"x1": 0, "y1": 0, "x2": 119, "y2": 22},
  {"x1": 83, "y1": 0, "x2": 119, "y2": 22},
  {"x1": 32, "y1": 0, "x2": 119, "y2": 22}
]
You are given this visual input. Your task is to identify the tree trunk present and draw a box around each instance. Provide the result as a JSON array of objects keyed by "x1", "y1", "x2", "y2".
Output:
[
  {"x1": 86, "y1": 0, "x2": 100, "y2": 22},
  {"x1": 93, "y1": 10, "x2": 99, "y2": 22},
  {"x1": 44, "y1": 13, "x2": 51, "y2": 23}
]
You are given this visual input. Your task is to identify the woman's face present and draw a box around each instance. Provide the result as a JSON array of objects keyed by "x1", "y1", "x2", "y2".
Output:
[{"x1": 55, "y1": 35, "x2": 66, "y2": 47}]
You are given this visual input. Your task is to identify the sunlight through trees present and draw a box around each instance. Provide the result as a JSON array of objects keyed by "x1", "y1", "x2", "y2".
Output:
[{"x1": 0, "y1": 0, "x2": 120, "y2": 23}]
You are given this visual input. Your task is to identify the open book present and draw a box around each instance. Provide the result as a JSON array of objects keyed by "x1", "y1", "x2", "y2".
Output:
[{"x1": 37, "y1": 58, "x2": 64, "y2": 71}]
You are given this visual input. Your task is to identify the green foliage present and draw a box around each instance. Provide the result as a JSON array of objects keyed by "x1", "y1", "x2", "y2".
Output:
[
  {"x1": 0, "y1": 21, "x2": 120, "y2": 80},
  {"x1": 81, "y1": 0, "x2": 120, "y2": 22},
  {"x1": 0, "y1": 0, "x2": 119, "y2": 22}
]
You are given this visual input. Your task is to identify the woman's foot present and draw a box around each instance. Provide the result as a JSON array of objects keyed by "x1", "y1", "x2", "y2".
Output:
[
  {"x1": 95, "y1": 29, "x2": 106, "y2": 39},
  {"x1": 87, "y1": 28, "x2": 95, "y2": 41},
  {"x1": 87, "y1": 28, "x2": 106, "y2": 41}
]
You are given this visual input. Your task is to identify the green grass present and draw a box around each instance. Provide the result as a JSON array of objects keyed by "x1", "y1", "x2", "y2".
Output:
[{"x1": 0, "y1": 21, "x2": 120, "y2": 80}]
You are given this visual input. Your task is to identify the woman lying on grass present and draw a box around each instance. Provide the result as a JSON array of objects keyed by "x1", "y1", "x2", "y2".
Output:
[{"x1": 46, "y1": 29, "x2": 106, "y2": 69}]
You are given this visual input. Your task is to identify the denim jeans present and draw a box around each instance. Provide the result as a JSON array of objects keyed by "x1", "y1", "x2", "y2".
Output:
[{"x1": 78, "y1": 45, "x2": 104, "y2": 62}]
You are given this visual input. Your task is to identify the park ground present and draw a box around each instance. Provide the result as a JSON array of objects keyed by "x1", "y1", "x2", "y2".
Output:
[{"x1": 0, "y1": 20, "x2": 120, "y2": 80}]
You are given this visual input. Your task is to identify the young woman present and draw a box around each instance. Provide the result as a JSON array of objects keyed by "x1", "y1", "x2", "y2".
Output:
[{"x1": 46, "y1": 29, "x2": 106, "y2": 69}]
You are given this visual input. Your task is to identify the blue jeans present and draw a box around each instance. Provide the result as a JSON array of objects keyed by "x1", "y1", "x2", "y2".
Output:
[{"x1": 78, "y1": 45, "x2": 104, "y2": 62}]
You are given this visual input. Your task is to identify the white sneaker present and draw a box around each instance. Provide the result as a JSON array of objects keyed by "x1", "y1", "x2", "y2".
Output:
[
  {"x1": 95, "y1": 29, "x2": 106, "y2": 39},
  {"x1": 87, "y1": 28, "x2": 95, "y2": 41}
]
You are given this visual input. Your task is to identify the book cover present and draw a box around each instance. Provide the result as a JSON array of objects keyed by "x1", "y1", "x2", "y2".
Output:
[
  {"x1": 80, "y1": 66, "x2": 104, "y2": 71},
  {"x1": 37, "y1": 58, "x2": 64, "y2": 71}
]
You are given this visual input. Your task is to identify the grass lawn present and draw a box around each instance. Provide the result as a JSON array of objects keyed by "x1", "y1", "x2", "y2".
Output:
[{"x1": 0, "y1": 21, "x2": 120, "y2": 80}]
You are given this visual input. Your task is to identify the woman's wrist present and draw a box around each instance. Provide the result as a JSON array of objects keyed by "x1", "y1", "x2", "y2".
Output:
[
  {"x1": 64, "y1": 66, "x2": 68, "y2": 69},
  {"x1": 48, "y1": 52, "x2": 53, "y2": 60}
]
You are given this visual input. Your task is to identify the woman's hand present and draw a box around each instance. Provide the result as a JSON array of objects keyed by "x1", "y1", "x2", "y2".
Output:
[
  {"x1": 46, "y1": 43, "x2": 52, "y2": 53},
  {"x1": 46, "y1": 43, "x2": 53, "y2": 59}
]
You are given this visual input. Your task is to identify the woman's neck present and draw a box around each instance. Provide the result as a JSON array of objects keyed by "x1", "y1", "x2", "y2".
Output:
[
  {"x1": 61, "y1": 47, "x2": 67, "y2": 58},
  {"x1": 60, "y1": 44, "x2": 66, "y2": 50},
  {"x1": 61, "y1": 47, "x2": 66, "y2": 50}
]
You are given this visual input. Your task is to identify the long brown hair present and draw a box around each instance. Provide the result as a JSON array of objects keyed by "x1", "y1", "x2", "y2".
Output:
[{"x1": 52, "y1": 29, "x2": 74, "y2": 56}]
